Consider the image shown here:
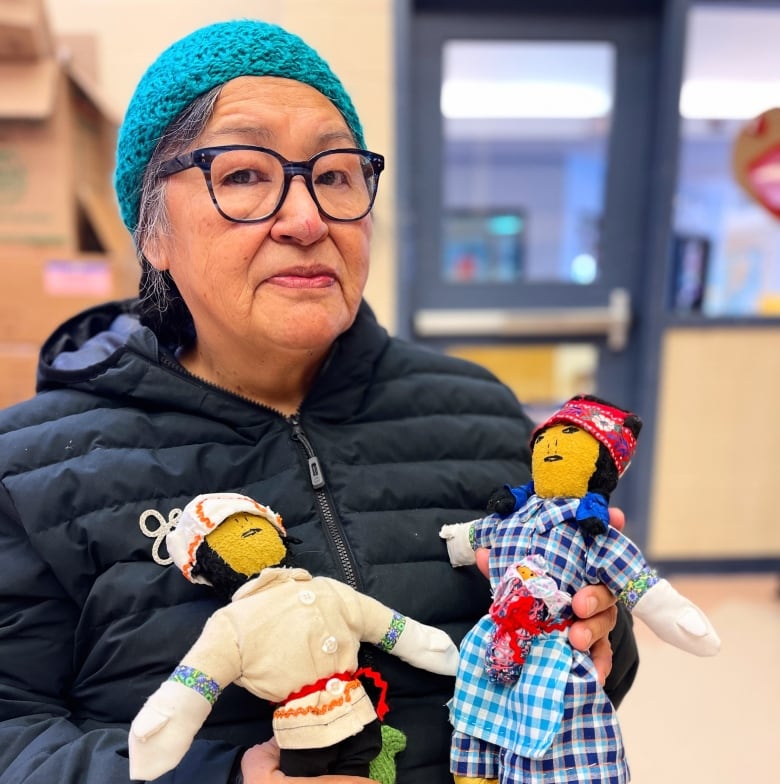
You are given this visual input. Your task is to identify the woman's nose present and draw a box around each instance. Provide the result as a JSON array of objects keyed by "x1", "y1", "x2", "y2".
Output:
[{"x1": 270, "y1": 178, "x2": 328, "y2": 243}]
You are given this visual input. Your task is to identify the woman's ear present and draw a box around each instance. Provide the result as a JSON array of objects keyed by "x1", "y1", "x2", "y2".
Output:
[{"x1": 140, "y1": 235, "x2": 169, "y2": 271}]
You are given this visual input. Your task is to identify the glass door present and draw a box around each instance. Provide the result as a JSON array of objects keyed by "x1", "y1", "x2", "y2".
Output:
[{"x1": 404, "y1": 6, "x2": 664, "y2": 530}]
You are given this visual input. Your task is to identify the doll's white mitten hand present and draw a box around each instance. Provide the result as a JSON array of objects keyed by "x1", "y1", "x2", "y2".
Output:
[
  {"x1": 129, "y1": 679, "x2": 214, "y2": 780},
  {"x1": 391, "y1": 617, "x2": 459, "y2": 676},
  {"x1": 439, "y1": 522, "x2": 477, "y2": 567},
  {"x1": 633, "y1": 578, "x2": 721, "y2": 656}
]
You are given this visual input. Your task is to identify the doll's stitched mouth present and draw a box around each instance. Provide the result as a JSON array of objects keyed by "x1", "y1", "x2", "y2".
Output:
[
  {"x1": 544, "y1": 455, "x2": 562, "y2": 462},
  {"x1": 241, "y1": 528, "x2": 262, "y2": 537}
]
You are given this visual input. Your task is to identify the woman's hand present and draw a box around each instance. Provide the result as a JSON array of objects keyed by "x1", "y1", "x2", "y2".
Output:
[
  {"x1": 569, "y1": 507, "x2": 624, "y2": 684},
  {"x1": 474, "y1": 507, "x2": 626, "y2": 686},
  {"x1": 240, "y1": 738, "x2": 375, "y2": 783}
]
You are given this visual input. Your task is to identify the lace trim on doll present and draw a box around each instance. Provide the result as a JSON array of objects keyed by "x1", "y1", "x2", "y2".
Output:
[
  {"x1": 618, "y1": 567, "x2": 660, "y2": 611},
  {"x1": 168, "y1": 665, "x2": 222, "y2": 704},
  {"x1": 138, "y1": 507, "x2": 181, "y2": 565},
  {"x1": 376, "y1": 612, "x2": 406, "y2": 652}
]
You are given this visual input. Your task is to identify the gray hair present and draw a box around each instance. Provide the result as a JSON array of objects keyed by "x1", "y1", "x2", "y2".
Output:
[{"x1": 133, "y1": 86, "x2": 222, "y2": 347}]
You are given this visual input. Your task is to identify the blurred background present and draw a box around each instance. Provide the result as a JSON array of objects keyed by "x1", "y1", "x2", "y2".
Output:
[{"x1": 1, "y1": 1, "x2": 778, "y2": 780}]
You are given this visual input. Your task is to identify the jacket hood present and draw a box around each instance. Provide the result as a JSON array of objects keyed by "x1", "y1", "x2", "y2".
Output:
[
  {"x1": 33, "y1": 298, "x2": 391, "y2": 419},
  {"x1": 37, "y1": 298, "x2": 159, "y2": 388}
]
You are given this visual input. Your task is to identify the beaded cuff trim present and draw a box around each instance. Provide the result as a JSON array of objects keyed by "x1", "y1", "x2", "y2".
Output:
[
  {"x1": 377, "y1": 612, "x2": 406, "y2": 652},
  {"x1": 618, "y1": 568, "x2": 660, "y2": 611},
  {"x1": 468, "y1": 523, "x2": 477, "y2": 551},
  {"x1": 168, "y1": 665, "x2": 221, "y2": 705}
]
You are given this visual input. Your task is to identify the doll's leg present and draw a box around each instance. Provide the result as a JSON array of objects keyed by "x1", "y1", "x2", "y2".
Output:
[
  {"x1": 452, "y1": 773, "x2": 498, "y2": 784},
  {"x1": 279, "y1": 745, "x2": 333, "y2": 777},
  {"x1": 332, "y1": 719, "x2": 383, "y2": 776},
  {"x1": 450, "y1": 729, "x2": 499, "y2": 784},
  {"x1": 280, "y1": 720, "x2": 382, "y2": 777},
  {"x1": 454, "y1": 777, "x2": 498, "y2": 784}
]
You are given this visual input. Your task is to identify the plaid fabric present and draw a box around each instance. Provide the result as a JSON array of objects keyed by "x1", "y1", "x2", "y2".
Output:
[{"x1": 449, "y1": 496, "x2": 643, "y2": 783}]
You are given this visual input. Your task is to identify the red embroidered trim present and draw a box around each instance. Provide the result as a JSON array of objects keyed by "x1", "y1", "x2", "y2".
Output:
[{"x1": 277, "y1": 667, "x2": 390, "y2": 721}]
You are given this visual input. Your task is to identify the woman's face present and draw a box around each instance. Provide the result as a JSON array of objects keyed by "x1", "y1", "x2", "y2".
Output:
[{"x1": 146, "y1": 76, "x2": 372, "y2": 363}]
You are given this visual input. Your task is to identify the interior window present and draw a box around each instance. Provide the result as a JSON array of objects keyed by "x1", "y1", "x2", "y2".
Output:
[
  {"x1": 440, "y1": 40, "x2": 615, "y2": 286},
  {"x1": 672, "y1": 3, "x2": 780, "y2": 317}
]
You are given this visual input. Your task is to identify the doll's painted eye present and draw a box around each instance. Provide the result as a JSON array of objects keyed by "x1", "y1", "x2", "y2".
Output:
[
  {"x1": 534, "y1": 433, "x2": 545, "y2": 445},
  {"x1": 562, "y1": 426, "x2": 580, "y2": 434}
]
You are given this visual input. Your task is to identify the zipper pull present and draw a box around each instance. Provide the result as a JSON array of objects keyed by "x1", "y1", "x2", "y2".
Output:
[
  {"x1": 307, "y1": 456, "x2": 325, "y2": 490},
  {"x1": 290, "y1": 416, "x2": 326, "y2": 490}
]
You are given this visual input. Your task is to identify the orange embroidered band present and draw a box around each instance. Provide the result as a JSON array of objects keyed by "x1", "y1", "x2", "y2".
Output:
[{"x1": 278, "y1": 667, "x2": 390, "y2": 720}]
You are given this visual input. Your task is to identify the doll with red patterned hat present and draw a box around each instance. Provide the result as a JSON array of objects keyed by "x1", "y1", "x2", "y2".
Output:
[
  {"x1": 439, "y1": 395, "x2": 720, "y2": 784},
  {"x1": 128, "y1": 492, "x2": 458, "y2": 782}
]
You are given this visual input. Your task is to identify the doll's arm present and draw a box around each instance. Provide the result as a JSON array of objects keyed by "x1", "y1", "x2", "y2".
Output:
[
  {"x1": 486, "y1": 481, "x2": 534, "y2": 516},
  {"x1": 129, "y1": 611, "x2": 241, "y2": 780},
  {"x1": 439, "y1": 521, "x2": 478, "y2": 566},
  {"x1": 386, "y1": 614, "x2": 459, "y2": 676},
  {"x1": 627, "y1": 577, "x2": 720, "y2": 656},
  {"x1": 129, "y1": 676, "x2": 215, "y2": 780},
  {"x1": 575, "y1": 491, "x2": 609, "y2": 535},
  {"x1": 348, "y1": 585, "x2": 459, "y2": 676}
]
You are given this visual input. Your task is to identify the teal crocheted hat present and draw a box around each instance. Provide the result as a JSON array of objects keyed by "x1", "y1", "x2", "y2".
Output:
[{"x1": 114, "y1": 19, "x2": 365, "y2": 233}]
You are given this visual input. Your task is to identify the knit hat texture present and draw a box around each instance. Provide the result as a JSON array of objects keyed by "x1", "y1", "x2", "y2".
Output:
[{"x1": 114, "y1": 19, "x2": 365, "y2": 233}]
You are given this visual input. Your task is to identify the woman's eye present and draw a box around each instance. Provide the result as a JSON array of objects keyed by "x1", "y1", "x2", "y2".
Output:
[
  {"x1": 223, "y1": 168, "x2": 264, "y2": 186},
  {"x1": 316, "y1": 169, "x2": 350, "y2": 187}
]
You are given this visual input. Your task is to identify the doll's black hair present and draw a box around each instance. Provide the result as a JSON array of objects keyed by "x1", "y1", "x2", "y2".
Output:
[{"x1": 191, "y1": 538, "x2": 297, "y2": 601}]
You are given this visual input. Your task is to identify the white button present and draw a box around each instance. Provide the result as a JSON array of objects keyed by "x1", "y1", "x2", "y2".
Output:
[
  {"x1": 321, "y1": 635, "x2": 339, "y2": 654},
  {"x1": 325, "y1": 677, "x2": 345, "y2": 695},
  {"x1": 298, "y1": 590, "x2": 316, "y2": 605}
]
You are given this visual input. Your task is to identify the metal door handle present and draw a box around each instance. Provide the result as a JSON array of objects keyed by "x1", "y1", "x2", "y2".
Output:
[{"x1": 413, "y1": 288, "x2": 631, "y2": 351}]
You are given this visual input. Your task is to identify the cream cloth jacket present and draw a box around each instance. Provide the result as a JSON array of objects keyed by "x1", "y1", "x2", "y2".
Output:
[{"x1": 180, "y1": 567, "x2": 397, "y2": 749}]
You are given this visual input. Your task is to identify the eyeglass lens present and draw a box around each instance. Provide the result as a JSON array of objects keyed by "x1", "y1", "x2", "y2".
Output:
[{"x1": 209, "y1": 149, "x2": 376, "y2": 221}]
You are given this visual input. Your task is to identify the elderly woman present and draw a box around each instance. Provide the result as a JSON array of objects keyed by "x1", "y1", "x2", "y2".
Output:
[{"x1": 0, "y1": 20, "x2": 637, "y2": 784}]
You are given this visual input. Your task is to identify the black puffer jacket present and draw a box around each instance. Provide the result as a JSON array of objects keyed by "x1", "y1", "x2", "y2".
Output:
[{"x1": 0, "y1": 300, "x2": 637, "y2": 784}]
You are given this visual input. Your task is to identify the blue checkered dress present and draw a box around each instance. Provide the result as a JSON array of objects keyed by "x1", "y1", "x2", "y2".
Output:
[{"x1": 449, "y1": 495, "x2": 651, "y2": 783}]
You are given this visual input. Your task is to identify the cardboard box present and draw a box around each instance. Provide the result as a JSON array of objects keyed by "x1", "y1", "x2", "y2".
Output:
[
  {"x1": 0, "y1": 0, "x2": 130, "y2": 258},
  {"x1": 0, "y1": 3, "x2": 138, "y2": 410},
  {"x1": 0, "y1": 54, "x2": 128, "y2": 254},
  {"x1": 0, "y1": 245, "x2": 139, "y2": 408},
  {"x1": 0, "y1": 0, "x2": 52, "y2": 61},
  {"x1": 0, "y1": 344, "x2": 38, "y2": 409},
  {"x1": 0, "y1": 247, "x2": 138, "y2": 345}
]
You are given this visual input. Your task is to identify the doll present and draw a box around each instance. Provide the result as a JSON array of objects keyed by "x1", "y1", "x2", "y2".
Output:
[
  {"x1": 439, "y1": 395, "x2": 720, "y2": 784},
  {"x1": 129, "y1": 492, "x2": 458, "y2": 781}
]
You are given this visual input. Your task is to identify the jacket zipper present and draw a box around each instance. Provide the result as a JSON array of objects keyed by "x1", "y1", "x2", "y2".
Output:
[
  {"x1": 158, "y1": 353, "x2": 363, "y2": 591},
  {"x1": 289, "y1": 414, "x2": 362, "y2": 591}
]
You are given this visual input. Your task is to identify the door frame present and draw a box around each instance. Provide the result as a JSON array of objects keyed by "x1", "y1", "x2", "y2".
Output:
[{"x1": 395, "y1": 0, "x2": 685, "y2": 550}]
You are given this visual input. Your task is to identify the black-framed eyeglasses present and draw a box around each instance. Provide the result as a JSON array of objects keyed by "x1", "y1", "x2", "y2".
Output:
[{"x1": 158, "y1": 145, "x2": 385, "y2": 223}]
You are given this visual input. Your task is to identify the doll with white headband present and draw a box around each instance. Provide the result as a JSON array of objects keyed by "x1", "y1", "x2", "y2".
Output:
[
  {"x1": 439, "y1": 395, "x2": 720, "y2": 784},
  {"x1": 129, "y1": 493, "x2": 458, "y2": 782}
]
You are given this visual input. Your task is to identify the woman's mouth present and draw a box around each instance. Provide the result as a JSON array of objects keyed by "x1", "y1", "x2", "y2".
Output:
[
  {"x1": 269, "y1": 274, "x2": 336, "y2": 289},
  {"x1": 266, "y1": 267, "x2": 337, "y2": 289}
]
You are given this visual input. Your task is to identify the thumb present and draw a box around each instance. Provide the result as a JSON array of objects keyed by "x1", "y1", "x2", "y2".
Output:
[
  {"x1": 242, "y1": 738, "x2": 280, "y2": 776},
  {"x1": 475, "y1": 548, "x2": 490, "y2": 578}
]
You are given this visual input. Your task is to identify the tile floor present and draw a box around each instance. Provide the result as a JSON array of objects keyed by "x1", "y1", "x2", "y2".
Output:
[{"x1": 618, "y1": 573, "x2": 779, "y2": 783}]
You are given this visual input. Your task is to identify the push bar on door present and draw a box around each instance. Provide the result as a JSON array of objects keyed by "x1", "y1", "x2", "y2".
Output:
[{"x1": 413, "y1": 288, "x2": 631, "y2": 351}]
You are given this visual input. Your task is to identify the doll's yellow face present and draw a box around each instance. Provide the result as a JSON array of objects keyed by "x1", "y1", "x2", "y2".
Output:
[
  {"x1": 516, "y1": 564, "x2": 536, "y2": 580},
  {"x1": 205, "y1": 511, "x2": 286, "y2": 577},
  {"x1": 532, "y1": 423, "x2": 599, "y2": 499}
]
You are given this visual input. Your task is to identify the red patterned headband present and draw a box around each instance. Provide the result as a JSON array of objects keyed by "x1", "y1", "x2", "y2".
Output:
[{"x1": 534, "y1": 398, "x2": 638, "y2": 476}]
